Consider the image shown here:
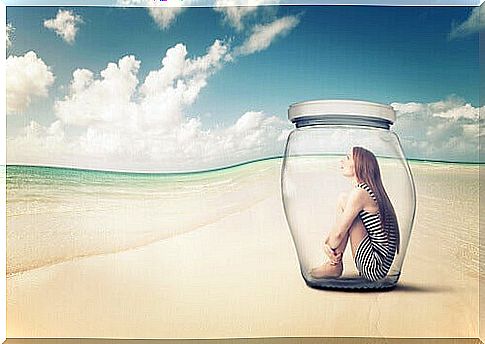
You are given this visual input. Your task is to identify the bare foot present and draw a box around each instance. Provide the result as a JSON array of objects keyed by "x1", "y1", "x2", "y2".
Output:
[{"x1": 310, "y1": 261, "x2": 343, "y2": 279}]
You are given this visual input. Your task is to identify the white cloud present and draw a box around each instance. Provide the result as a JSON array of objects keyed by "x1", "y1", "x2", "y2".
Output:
[
  {"x1": 147, "y1": 7, "x2": 185, "y2": 30},
  {"x1": 449, "y1": 5, "x2": 485, "y2": 40},
  {"x1": 6, "y1": 51, "x2": 55, "y2": 114},
  {"x1": 213, "y1": 0, "x2": 280, "y2": 31},
  {"x1": 6, "y1": 40, "x2": 292, "y2": 171},
  {"x1": 235, "y1": 15, "x2": 300, "y2": 56},
  {"x1": 55, "y1": 56, "x2": 141, "y2": 127},
  {"x1": 6, "y1": 23, "x2": 14, "y2": 48},
  {"x1": 43, "y1": 9, "x2": 83, "y2": 44},
  {"x1": 391, "y1": 95, "x2": 481, "y2": 162},
  {"x1": 391, "y1": 95, "x2": 480, "y2": 120},
  {"x1": 118, "y1": 0, "x2": 283, "y2": 31},
  {"x1": 117, "y1": 0, "x2": 190, "y2": 30}
]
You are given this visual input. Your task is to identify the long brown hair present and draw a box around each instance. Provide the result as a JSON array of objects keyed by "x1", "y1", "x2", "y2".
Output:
[{"x1": 353, "y1": 146, "x2": 400, "y2": 254}]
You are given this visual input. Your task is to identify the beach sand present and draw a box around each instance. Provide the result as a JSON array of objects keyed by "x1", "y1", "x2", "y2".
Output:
[{"x1": 6, "y1": 161, "x2": 479, "y2": 338}]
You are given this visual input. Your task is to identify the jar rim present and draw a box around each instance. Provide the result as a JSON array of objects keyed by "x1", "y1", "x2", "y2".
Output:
[{"x1": 288, "y1": 99, "x2": 396, "y2": 124}]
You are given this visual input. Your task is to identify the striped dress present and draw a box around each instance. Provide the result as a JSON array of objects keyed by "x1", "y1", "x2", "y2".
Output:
[{"x1": 354, "y1": 182, "x2": 398, "y2": 281}]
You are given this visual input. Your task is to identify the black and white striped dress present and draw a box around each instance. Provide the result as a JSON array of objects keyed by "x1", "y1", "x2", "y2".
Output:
[{"x1": 354, "y1": 182, "x2": 398, "y2": 281}]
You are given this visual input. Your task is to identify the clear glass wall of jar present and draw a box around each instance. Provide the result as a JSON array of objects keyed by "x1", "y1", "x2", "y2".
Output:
[{"x1": 281, "y1": 100, "x2": 416, "y2": 290}]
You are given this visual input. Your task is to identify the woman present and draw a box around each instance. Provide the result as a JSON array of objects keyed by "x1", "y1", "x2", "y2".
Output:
[{"x1": 310, "y1": 146, "x2": 400, "y2": 281}]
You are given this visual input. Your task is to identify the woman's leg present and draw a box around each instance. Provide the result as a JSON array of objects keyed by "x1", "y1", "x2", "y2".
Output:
[
  {"x1": 310, "y1": 193, "x2": 349, "y2": 278},
  {"x1": 333, "y1": 193, "x2": 368, "y2": 258},
  {"x1": 310, "y1": 193, "x2": 368, "y2": 278},
  {"x1": 348, "y1": 217, "x2": 368, "y2": 258}
]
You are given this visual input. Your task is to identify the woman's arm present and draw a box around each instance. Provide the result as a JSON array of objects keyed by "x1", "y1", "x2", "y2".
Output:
[{"x1": 325, "y1": 190, "x2": 364, "y2": 250}]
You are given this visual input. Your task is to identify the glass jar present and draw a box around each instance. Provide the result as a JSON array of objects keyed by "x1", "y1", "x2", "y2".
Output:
[{"x1": 281, "y1": 100, "x2": 416, "y2": 290}]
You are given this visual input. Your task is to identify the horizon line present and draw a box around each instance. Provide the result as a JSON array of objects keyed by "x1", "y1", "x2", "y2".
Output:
[{"x1": 4, "y1": 155, "x2": 483, "y2": 175}]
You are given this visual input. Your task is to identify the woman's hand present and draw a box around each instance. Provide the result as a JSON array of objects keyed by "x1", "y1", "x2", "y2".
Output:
[{"x1": 323, "y1": 243, "x2": 342, "y2": 264}]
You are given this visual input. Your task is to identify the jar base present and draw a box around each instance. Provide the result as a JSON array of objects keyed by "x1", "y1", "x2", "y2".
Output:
[{"x1": 303, "y1": 273, "x2": 400, "y2": 291}]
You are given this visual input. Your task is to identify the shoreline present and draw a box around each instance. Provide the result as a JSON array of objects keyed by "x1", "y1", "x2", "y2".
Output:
[{"x1": 5, "y1": 155, "x2": 482, "y2": 176}]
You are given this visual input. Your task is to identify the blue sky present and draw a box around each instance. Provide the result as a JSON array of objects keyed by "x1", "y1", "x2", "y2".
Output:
[{"x1": 5, "y1": 4, "x2": 483, "y2": 170}]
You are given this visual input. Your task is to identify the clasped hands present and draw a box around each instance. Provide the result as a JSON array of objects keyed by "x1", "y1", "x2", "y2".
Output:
[{"x1": 324, "y1": 237, "x2": 342, "y2": 265}]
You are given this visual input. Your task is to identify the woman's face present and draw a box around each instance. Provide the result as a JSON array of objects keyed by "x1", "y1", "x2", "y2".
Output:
[{"x1": 340, "y1": 151, "x2": 355, "y2": 178}]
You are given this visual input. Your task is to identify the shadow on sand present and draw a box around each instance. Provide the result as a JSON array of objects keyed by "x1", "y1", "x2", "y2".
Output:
[{"x1": 392, "y1": 282, "x2": 453, "y2": 293}]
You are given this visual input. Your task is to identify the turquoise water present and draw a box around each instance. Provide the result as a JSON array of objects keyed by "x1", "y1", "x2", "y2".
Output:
[
  {"x1": 5, "y1": 154, "x2": 481, "y2": 188},
  {"x1": 6, "y1": 158, "x2": 283, "y2": 215}
]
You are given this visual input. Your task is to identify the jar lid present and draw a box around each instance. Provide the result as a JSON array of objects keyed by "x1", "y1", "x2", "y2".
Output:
[{"x1": 288, "y1": 99, "x2": 396, "y2": 124}]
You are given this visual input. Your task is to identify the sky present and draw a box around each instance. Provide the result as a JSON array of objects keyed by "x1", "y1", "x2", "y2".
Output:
[{"x1": 5, "y1": 2, "x2": 484, "y2": 171}]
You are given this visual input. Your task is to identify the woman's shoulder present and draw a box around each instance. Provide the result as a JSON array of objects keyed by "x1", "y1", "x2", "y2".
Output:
[{"x1": 347, "y1": 186, "x2": 370, "y2": 206}]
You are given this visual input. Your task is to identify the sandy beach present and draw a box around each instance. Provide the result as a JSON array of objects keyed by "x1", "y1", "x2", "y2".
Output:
[{"x1": 6, "y1": 160, "x2": 479, "y2": 338}]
